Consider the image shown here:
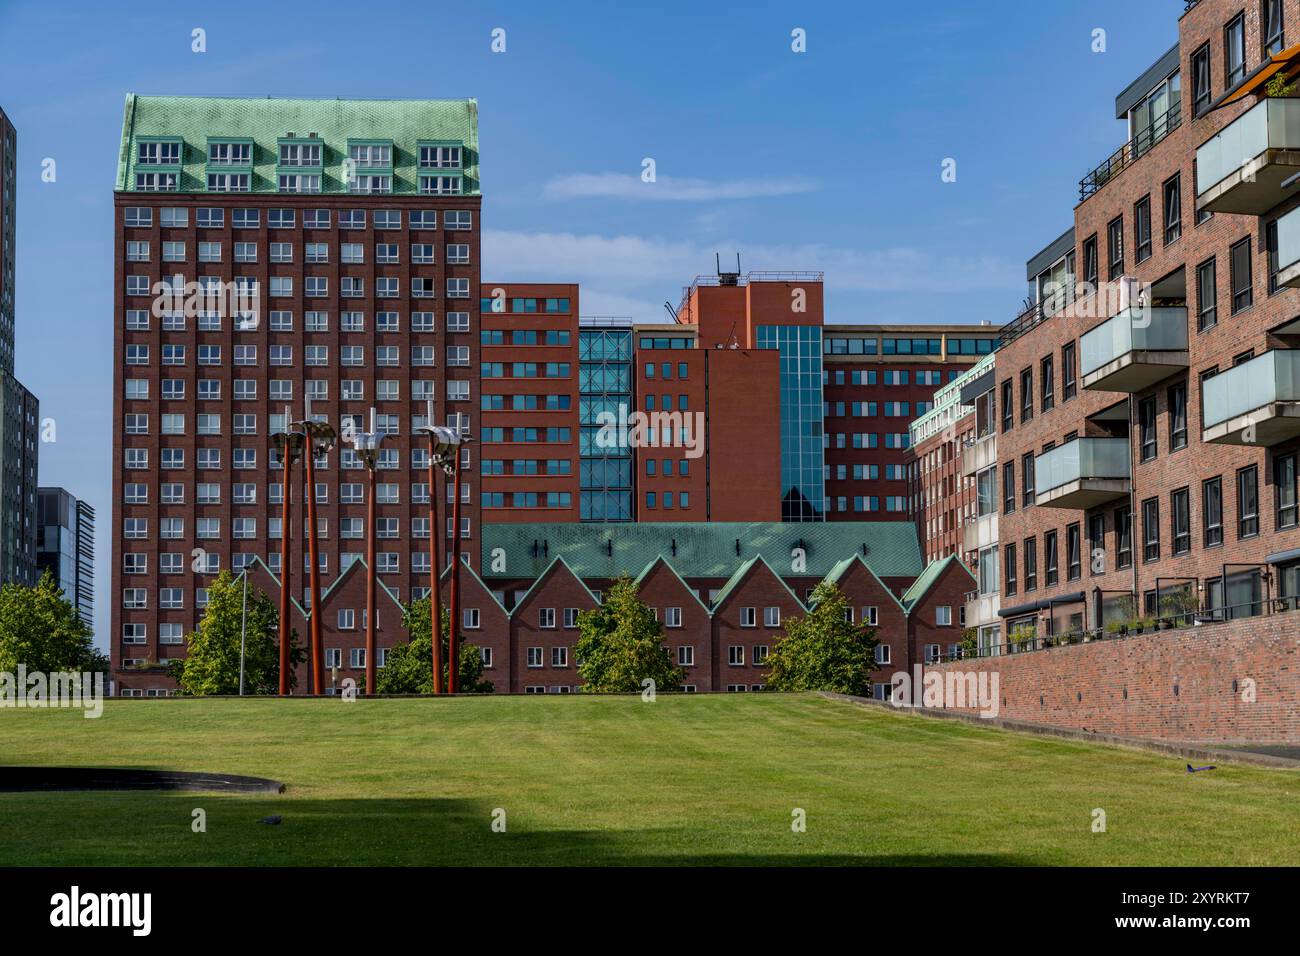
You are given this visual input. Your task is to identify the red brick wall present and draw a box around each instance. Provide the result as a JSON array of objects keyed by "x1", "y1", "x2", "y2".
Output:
[
  {"x1": 508, "y1": 560, "x2": 597, "y2": 692},
  {"x1": 635, "y1": 560, "x2": 713, "y2": 689},
  {"x1": 925, "y1": 610, "x2": 1300, "y2": 744},
  {"x1": 709, "y1": 559, "x2": 805, "y2": 690}
]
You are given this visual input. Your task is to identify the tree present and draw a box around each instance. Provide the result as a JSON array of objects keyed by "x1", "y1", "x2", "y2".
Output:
[
  {"x1": 171, "y1": 570, "x2": 300, "y2": 695},
  {"x1": 0, "y1": 571, "x2": 102, "y2": 674},
  {"x1": 375, "y1": 597, "x2": 494, "y2": 694},
  {"x1": 764, "y1": 581, "x2": 879, "y2": 695},
  {"x1": 575, "y1": 575, "x2": 682, "y2": 693}
]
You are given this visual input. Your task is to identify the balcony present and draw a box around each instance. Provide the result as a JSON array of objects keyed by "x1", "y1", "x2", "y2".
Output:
[
  {"x1": 1196, "y1": 98, "x2": 1300, "y2": 215},
  {"x1": 1080, "y1": 307, "x2": 1189, "y2": 392},
  {"x1": 964, "y1": 591, "x2": 1001, "y2": 630},
  {"x1": 1201, "y1": 350, "x2": 1300, "y2": 445},
  {"x1": 960, "y1": 431, "x2": 997, "y2": 478},
  {"x1": 1275, "y1": 205, "x2": 1300, "y2": 288},
  {"x1": 963, "y1": 511, "x2": 998, "y2": 555},
  {"x1": 1034, "y1": 438, "x2": 1131, "y2": 510},
  {"x1": 1080, "y1": 100, "x2": 1181, "y2": 201}
]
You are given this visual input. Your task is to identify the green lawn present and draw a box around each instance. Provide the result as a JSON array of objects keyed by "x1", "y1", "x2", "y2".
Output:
[{"x1": 1, "y1": 693, "x2": 1296, "y2": 866}]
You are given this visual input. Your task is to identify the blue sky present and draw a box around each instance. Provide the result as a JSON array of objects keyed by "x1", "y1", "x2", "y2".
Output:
[{"x1": 0, "y1": 0, "x2": 1179, "y2": 644}]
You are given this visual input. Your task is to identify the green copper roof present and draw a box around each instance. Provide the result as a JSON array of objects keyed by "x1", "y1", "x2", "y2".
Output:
[
  {"x1": 482, "y1": 521, "x2": 924, "y2": 582},
  {"x1": 117, "y1": 94, "x2": 480, "y2": 194},
  {"x1": 901, "y1": 554, "x2": 974, "y2": 612}
]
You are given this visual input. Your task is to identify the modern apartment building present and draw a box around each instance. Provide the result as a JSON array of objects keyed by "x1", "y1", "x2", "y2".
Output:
[
  {"x1": 0, "y1": 104, "x2": 39, "y2": 587},
  {"x1": 36, "y1": 487, "x2": 95, "y2": 628},
  {"x1": 989, "y1": 0, "x2": 1300, "y2": 645},
  {"x1": 112, "y1": 95, "x2": 482, "y2": 688}
]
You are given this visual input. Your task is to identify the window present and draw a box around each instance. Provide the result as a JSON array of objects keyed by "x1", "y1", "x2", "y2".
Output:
[
  {"x1": 539, "y1": 607, "x2": 556, "y2": 629},
  {"x1": 1172, "y1": 487, "x2": 1191, "y2": 555},
  {"x1": 1268, "y1": 219, "x2": 1283, "y2": 294},
  {"x1": 740, "y1": 607, "x2": 756, "y2": 627},
  {"x1": 936, "y1": 605, "x2": 952, "y2": 626},
  {"x1": 1196, "y1": 257, "x2": 1218, "y2": 332},
  {"x1": 1021, "y1": 452, "x2": 1035, "y2": 508},
  {"x1": 1116, "y1": 505, "x2": 1133, "y2": 569},
  {"x1": 1044, "y1": 530, "x2": 1058, "y2": 586},
  {"x1": 763, "y1": 606, "x2": 780, "y2": 627},
  {"x1": 1039, "y1": 356, "x2": 1054, "y2": 411},
  {"x1": 1107, "y1": 216, "x2": 1124, "y2": 280},
  {"x1": 1276, "y1": 453, "x2": 1298, "y2": 529},
  {"x1": 1062, "y1": 342, "x2": 1076, "y2": 402},
  {"x1": 1139, "y1": 396, "x2": 1157, "y2": 462},
  {"x1": 1023, "y1": 538, "x2": 1037, "y2": 591},
  {"x1": 551, "y1": 647, "x2": 568, "y2": 668},
  {"x1": 1237, "y1": 465, "x2": 1259, "y2": 538},
  {"x1": 1142, "y1": 497, "x2": 1160, "y2": 562},
  {"x1": 1163, "y1": 175, "x2": 1181, "y2": 245},
  {"x1": 1003, "y1": 461, "x2": 1016, "y2": 514},
  {"x1": 1203, "y1": 477, "x2": 1224, "y2": 548},
  {"x1": 1231, "y1": 237, "x2": 1253, "y2": 313},
  {"x1": 1066, "y1": 523, "x2": 1081, "y2": 581},
  {"x1": 678, "y1": 645, "x2": 694, "y2": 667},
  {"x1": 664, "y1": 607, "x2": 682, "y2": 628},
  {"x1": 1134, "y1": 195, "x2": 1152, "y2": 263},
  {"x1": 1082, "y1": 234, "x2": 1098, "y2": 288},
  {"x1": 1020, "y1": 368, "x2": 1033, "y2": 423},
  {"x1": 1192, "y1": 42, "x2": 1212, "y2": 116},
  {"x1": 1264, "y1": 0, "x2": 1286, "y2": 56},
  {"x1": 1225, "y1": 13, "x2": 1246, "y2": 87},
  {"x1": 1168, "y1": 382, "x2": 1187, "y2": 450},
  {"x1": 1000, "y1": 380, "x2": 1013, "y2": 432}
]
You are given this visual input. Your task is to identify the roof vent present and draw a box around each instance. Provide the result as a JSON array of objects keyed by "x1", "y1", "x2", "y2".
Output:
[
  {"x1": 307, "y1": 131, "x2": 318, "y2": 138},
  {"x1": 285, "y1": 131, "x2": 296, "y2": 138}
]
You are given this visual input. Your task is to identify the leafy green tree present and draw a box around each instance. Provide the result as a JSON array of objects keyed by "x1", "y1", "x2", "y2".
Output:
[
  {"x1": 0, "y1": 571, "x2": 101, "y2": 674},
  {"x1": 171, "y1": 570, "x2": 301, "y2": 695},
  {"x1": 575, "y1": 575, "x2": 682, "y2": 693},
  {"x1": 765, "y1": 581, "x2": 879, "y2": 695},
  {"x1": 376, "y1": 597, "x2": 494, "y2": 694}
]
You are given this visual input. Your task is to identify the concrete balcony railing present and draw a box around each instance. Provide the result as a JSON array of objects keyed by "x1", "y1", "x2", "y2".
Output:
[
  {"x1": 963, "y1": 511, "x2": 998, "y2": 555},
  {"x1": 960, "y1": 431, "x2": 997, "y2": 478},
  {"x1": 1275, "y1": 204, "x2": 1300, "y2": 288},
  {"x1": 1196, "y1": 97, "x2": 1300, "y2": 215},
  {"x1": 1202, "y1": 350, "x2": 1300, "y2": 445},
  {"x1": 1080, "y1": 306, "x2": 1189, "y2": 392},
  {"x1": 1034, "y1": 438, "x2": 1131, "y2": 509}
]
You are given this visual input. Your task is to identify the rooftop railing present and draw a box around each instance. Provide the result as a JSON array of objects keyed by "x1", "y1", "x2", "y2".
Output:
[{"x1": 1080, "y1": 99, "x2": 1182, "y2": 201}]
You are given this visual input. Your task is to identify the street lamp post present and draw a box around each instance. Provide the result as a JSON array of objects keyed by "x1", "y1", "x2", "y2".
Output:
[
  {"x1": 415, "y1": 399, "x2": 461, "y2": 695},
  {"x1": 293, "y1": 397, "x2": 338, "y2": 696},
  {"x1": 446, "y1": 428, "x2": 474, "y2": 695},
  {"x1": 353, "y1": 408, "x2": 386, "y2": 696},
  {"x1": 270, "y1": 415, "x2": 305, "y2": 696}
]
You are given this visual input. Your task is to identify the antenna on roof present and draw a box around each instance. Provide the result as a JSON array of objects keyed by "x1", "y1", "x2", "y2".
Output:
[
  {"x1": 664, "y1": 301, "x2": 679, "y2": 322},
  {"x1": 717, "y1": 252, "x2": 740, "y2": 287}
]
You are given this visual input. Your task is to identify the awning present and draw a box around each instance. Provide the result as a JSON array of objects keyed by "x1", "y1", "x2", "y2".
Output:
[
  {"x1": 1266, "y1": 547, "x2": 1300, "y2": 565},
  {"x1": 958, "y1": 369, "x2": 995, "y2": 406},
  {"x1": 997, "y1": 592, "x2": 1086, "y2": 619},
  {"x1": 1218, "y1": 42, "x2": 1300, "y2": 107}
]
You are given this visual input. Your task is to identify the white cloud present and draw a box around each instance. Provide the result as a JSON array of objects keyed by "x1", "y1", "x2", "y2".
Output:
[{"x1": 542, "y1": 172, "x2": 818, "y2": 202}]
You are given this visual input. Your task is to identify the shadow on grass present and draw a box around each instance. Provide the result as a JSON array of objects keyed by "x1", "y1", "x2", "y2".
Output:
[{"x1": 0, "y1": 793, "x2": 1038, "y2": 867}]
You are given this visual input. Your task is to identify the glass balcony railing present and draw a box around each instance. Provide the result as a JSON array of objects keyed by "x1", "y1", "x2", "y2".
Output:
[
  {"x1": 1277, "y1": 205, "x2": 1300, "y2": 282},
  {"x1": 1035, "y1": 439, "x2": 1131, "y2": 498},
  {"x1": 1195, "y1": 98, "x2": 1300, "y2": 198},
  {"x1": 1202, "y1": 350, "x2": 1300, "y2": 429},
  {"x1": 1079, "y1": 307, "x2": 1189, "y2": 379}
]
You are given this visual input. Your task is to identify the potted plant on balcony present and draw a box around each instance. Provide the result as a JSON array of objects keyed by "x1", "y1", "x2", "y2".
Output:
[{"x1": 1009, "y1": 623, "x2": 1036, "y2": 653}]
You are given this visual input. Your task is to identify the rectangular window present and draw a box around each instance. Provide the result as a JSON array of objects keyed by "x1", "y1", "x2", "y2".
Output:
[
  {"x1": 1116, "y1": 505, "x2": 1133, "y2": 569},
  {"x1": 1021, "y1": 453, "x2": 1035, "y2": 508},
  {"x1": 1066, "y1": 523, "x2": 1081, "y2": 581},
  {"x1": 1231, "y1": 237, "x2": 1253, "y2": 314},
  {"x1": 1265, "y1": 0, "x2": 1286, "y2": 56},
  {"x1": 1082, "y1": 234, "x2": 1098, "y2": 288},
  {"x1": 1237, "y1": 465, "x2": 1259, "y2": 538},
  {"x1": 1203, "y1": 476, "x2": 1224, "y2": 548},
  {"x1": 1192, "y1": 42, "x2": 1212, "y2": 116},
  {"x1": 1062, "y1": 342, "x2": 1077, "y2": 401},
  {"x1": 1023, "y1": 537, "x2": 1037, "y2": 592},
  {"x1": 1004, "y1": 543, "x2": 1017, "y2": 596},
  {"x1": 1003, "y1": 461, "x2": 1016, "y2": 514},
  {"x1": 1142, "y1": 497, "x2": 1160, "y2": 562},
  {"x1": 1168, "y1": 382, "x2": 1188, "y2": 450},
  {"x1": 1276, "y1": 453, "x2": 1298, "y2": 529},
  {"x1": 1267, "y1": 219, "x2": 1282, "y2": 294},
  {"x1": 1108, "y1": 216, "x2": 1124, "y2": 280},
  {"x1": 1044, "y1": 530, "x2": 1058, "y2": 586},
  {"x1": 1163, "y1": 174, "x2": 1181, "y2": 245},
  {"x1": 1040, "y1": 356, "x2": 1054, "y2": 412},
  {"x1": 1225, "y1": 13, "x2": 1246, "y2": 87},
  {"x1": 1000, "y1": 380, "x2": 1014, "y2": 432},
  {"x1": 1172, "y1": 487, "x2": 1191, "y2": 555},
  {"x1": 1196, "y1": 257, "x2": 1218, "y2": 332},
  {"x1": 1139, "y1": 396, "x2": 1157, "y2": 462},
  {"x1": 1019, "y1": 368, "x2": 1033, "y2": 423},
  {"x1": 1134, "y1": 196, "x2": 1152, "y2": 263}
]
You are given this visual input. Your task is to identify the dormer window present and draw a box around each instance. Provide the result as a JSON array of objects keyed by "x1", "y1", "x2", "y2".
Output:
[
  {"x1": 279, "y1": 142, "x2": 321, "y2": 167},
  {"x1": 419, "y1": 145, "x2": 461, "y2": 168},
  {"x1": 348, "y1": 143, "x2": 391, "y2": 168},
  {"x1": 209, "y1": 141, "x2": 251, "y2": 165},
  {"x1": 137, "y1": 141, "x2": 181, "y2": 165}
]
